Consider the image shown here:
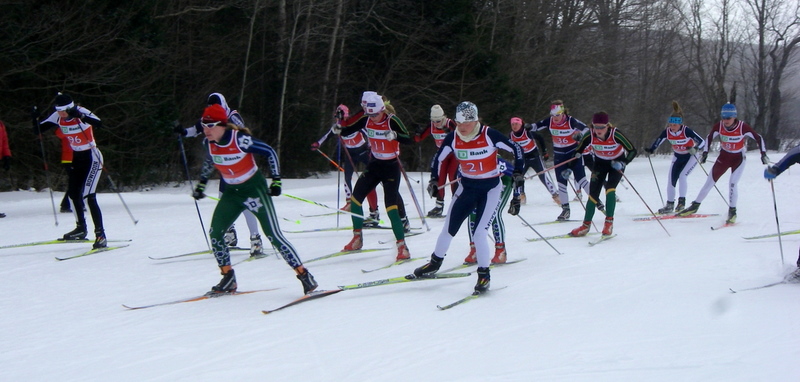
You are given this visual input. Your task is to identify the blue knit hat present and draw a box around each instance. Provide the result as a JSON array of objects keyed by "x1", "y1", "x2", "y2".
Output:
[{"x1": 721, "y1": 103, "x2": 737, "y2": 118}]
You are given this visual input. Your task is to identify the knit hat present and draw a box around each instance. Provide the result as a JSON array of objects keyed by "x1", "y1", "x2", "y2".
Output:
[
  {"x1": 201, "y1": 104, "x2": 228, "y2": 124},
  {"x1": 361, "y1": 91, "x2": 378, "y2": 108},
  {"x1": 592, "y1": 112, "x2": 609, "y2": 125},
  {"x1": 720, "y1": 103, "x2": 737, "y2": 118},
  {"x1": 363, "y1": 94, "x2": 385, "y2": 115},
  {"x1": 455, "y1": 101, "x2": 479, "y2": 123},
  {"x1": 54, "y1": 93, "x2": 74, "y2": 111},
  {"x1": 430, "y1": 105, "x2": 445, "y2": 121},
  {"x1": 550, "y1": 103, "x2": 565, "y2": 116}
]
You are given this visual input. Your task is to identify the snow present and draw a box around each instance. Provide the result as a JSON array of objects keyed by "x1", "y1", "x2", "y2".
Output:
[{"x1": 0, "y1": 152, "x2": 798, "y2": 382}]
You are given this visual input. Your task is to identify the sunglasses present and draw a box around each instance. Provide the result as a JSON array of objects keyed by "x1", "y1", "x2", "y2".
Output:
[
  {"x1": 202, "y1": 121, "x2": 222, "y2": 129},
  {"x1": 592, "y1": 124, "x2": 608, "y2": 129},
  {"x1": 431, "y1": 119, "x2": 444, "y2": 123}
]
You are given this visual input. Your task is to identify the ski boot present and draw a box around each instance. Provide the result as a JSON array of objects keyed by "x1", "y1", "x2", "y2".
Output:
[
  {"x1": 557, "y1": 204, "x2": 571, "y2": 221},
  {"x1": 474, "y1": 267, "x2": 491, "y2": 294},
  {"x1": 413, "y1": 254, "x2": 443, "y2": 277},
  {"x1": 364, "y1": 210, "x2": 380, "y2": 228},
  {"x1": 491, "y1": 243, "x2": 507, "y2": 264},
  {"x1": 675, "y1": 197, "x2": 686, "y2": 212},
  {"x1": 602, "y1": 217, "x2": 614, "y2": 236},
  {"x1": 343, "y1": 230, "x2": 363, "y2": 251},
  {"x1": 224, "y1": 226, "x2": 238, "y2": 247},
  {"x1": 295, "y1": 266, "x2": 318, "y2": 294},
  {"x1": 93, "y1": 229, "x2": 107, "y2": 249},
  {"x1": 62, "y1": 224, "x2": 87, "y2": 241},
  {"x1": 427, "y1": 200, "x2": 444, "y2": 218},
  {"x1": 250, "y1": 234, "x2": 264, "y2": 258},
  {"x1": 463, "y1": 242, "x2": 477, "y2": 264},
  {"x1": 658, "y1": 201, "x2": 675, "y2": 214},
  {"x1": 676, "y1": 202, "x2": 700, "y2": 217},
  {"x1": 570, "y1": 221, "x2": 591, "y2": 237},
  {"x1": 785, "y1": 268, "x2": 800, "y2": 284},
  {"x1": 209, "y1": 266, "x2": 237, "y2": 295},
  {"x1": 396, "y1": 240, "x2": 411, "y2": 261},
  {"x1": 726, "y1": 207, "x2": 737, "y2": 224}
]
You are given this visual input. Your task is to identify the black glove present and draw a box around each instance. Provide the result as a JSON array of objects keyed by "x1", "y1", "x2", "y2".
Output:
[
  {"x1": 66, "y1": 107, "x2": 83, "y2": 119},
  {"x1": 761, "y1": 153, "x2": 770, "y2": 165},
  {"x1": 173, "y1": 122, "x2": 186, "y2": 135},
  {"x1": 700, "y1": 151, "x2": 708, "y2": 164},
  {"x1": 427, "y1": 179, "x2": 439, "y2": 198},
  {"x1": 512, "y1": 171, "x2": 525, "y2": 189},
  {"x1": 508, "y1": 197, "x2": 521, "y2": 215},
  {"x1": 334, "y1": 108, "x2": 345, "y2": 121},
  {"x1": 270, "y1": 178, "x2": 282, "y2": 197},
  {"x1": 542, "y1": 152, "x2": 550, "y2": 161},
  {"x1": 644, "y1": 147, "x2": 654, "y2": 155},
  {"x1": 2, "y1": 157, "x2": 9, "y2": 171},
  {"x1": 192, "y1": 182, "x2": 207, "y2": 200}
]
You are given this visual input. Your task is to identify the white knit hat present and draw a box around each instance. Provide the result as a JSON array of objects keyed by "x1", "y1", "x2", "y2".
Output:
[{"x1": 430, "y1": 105, "x2": 445, "y2": 121}]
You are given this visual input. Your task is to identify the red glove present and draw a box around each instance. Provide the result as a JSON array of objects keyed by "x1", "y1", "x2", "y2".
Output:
[{"x1": 310, "y1": 142, "x2": 319, "y2": 151}]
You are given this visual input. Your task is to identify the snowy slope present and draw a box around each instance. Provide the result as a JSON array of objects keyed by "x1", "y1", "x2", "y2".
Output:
[{"x1": 0, "y1": 152, "x2": 798, "y2": 382}]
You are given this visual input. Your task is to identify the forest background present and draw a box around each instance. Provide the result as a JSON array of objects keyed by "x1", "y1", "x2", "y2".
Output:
[{"x1": 1, "y1": 0, "x2": 799, "y2": 191}]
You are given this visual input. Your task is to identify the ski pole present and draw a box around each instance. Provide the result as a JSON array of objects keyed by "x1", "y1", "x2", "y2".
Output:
[
  {"x1": 694, "y1": 153, "x2": 730, "y2": 207},
  {"x1": 769, "y1": 180, "x2": 785, "y2": 265},
  {"x1": 647, "y1": 155, "x2": 664, "y2": 205},
  {"x1": 313, "y1": 148, "x2": 345, "y2": 172},
  {"x1": 618, "y1": 169, "x2": 671, "y2": 237},
  {"x1": 397, "y1": 159, "x2": 431, "y2": 231},
  {"x1": 516, "y1": 214, "x2": 562, "y2": 255},
  {"x1": 178, "y1": 133, "x2": 211, "y2": 251},
  {"x1": 523, "y1": 156, "x2": 577, "y2": 180},
  {"x1": 33, "y1": 114, "x2": 59, "y2": 226},
  {"x1": 282, "y1": 193, "x2": 376, "y2": 221}
]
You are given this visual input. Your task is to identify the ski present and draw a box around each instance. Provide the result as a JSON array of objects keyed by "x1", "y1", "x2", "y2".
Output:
[
  {"x1": 437, "y1": 286, "x2": 508, "y2": 310},
  {"x1": 231, "y1": 252, "x2": 273, "y2": 266},
  {"x1": 743, "y1": 229, "x2": 800, "y2": 240},
  {"x1": 360, "y1": 257, "x2": 426, "y2": 273},
  {"x1": 526, "y1": 233, "x2": 598, "y2": 242},
  {"x1": 300, "y1": 211, "x2": 341, "y2": 217},
  {"x1": 148, "y1": 246, "x2": 251, "y2": 260},
  {"x1": 261, "y1": 289, "x2": 343, "y2": 314},
  {"x1": 588, "y1": 234, "x2": 616, "y2": 246},
  {"x1": 438, "y1": 258, "x2": 528, "y2": 274},
  {"x1": 522, "y1": 219, "x2": 579, "y2": 226},
  {"x1": 729, "y1": 281, "x2": 787, "y2": 293},
  {"x1": 377, "y1": 231, "x2": 425, "y2": 244},
  {"x1": 711, "y1": 222, "x2": 736, "y2": 231},
  {"x1": 339, "y1": 272, "x2": 472, "y2": 291},
  {"x1": 283, "y1": 224, "x2": 390, "y2": 233},
  {"x1": 0, "y1": 238, "x2": 131, "y2": 250},
  {"x1": 123, "y1": 288, "x2": 280, "y2": 310},
  {"x1": 55, "y1": 244, "x2": 131, "y2": 261},
  {"x1": 633, "y1": 213, "x2": 719, "y2": 222},
  {"x1": 305, "y1": 247, "x2": 390, "y2": 263}
]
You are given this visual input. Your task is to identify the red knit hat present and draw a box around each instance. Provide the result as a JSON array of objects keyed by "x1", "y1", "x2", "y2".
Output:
[
  {"x1": 592, "y1": 112, "x2": 609, "y2": 125},
  {"x1": 202, "y1": 104, "x2": 228, "y2": 124}
]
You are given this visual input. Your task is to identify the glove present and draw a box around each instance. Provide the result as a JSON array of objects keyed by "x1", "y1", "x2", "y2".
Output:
[
  {"x1": 192, "y1": 182, "x2": 207, "y2": 200},
  {"x1": 427, "y1": 179, "x2": 439, "y2": 198},
  {"x1": 542, "y1": 152, "x2": 550, "y2": 161},
  {"x1": 611, "y1": 160, "x2": 625, "y2": 171},
  {"x1": 173, "y1": 122, "x2": 186, "y2": 135},
  {"x1": 561, "y1": 168, "x2": 572, "y2": 179},
  {"x1": 334, "y1": 108, "x2": 345, "y2": 121},
  {"x1": 331, "y1": 125, "x2": 343, "y2": 135},
  {"x1": 571, "y1": 130, "x2": 583, "y2": 141},
  {"x1": 688, "y1": 147, "x2": 697, "y2": 155},
  {"x1": 644, "y1": 147, "x2": 654, "y2": 155},
  {"x1": 2, "y1": 157, "x2": 9, "y2": 171},
  {"x1": 508, "y1": 197, "x2": 521, "y2": 216},
  {"x1": 761, "y1": 153, "x2": 770, "y2": 165},
  {"x1": 269, "y1": 178, "x2": 282, "y2": 197},
  {"x1": 574, "y1": 152, "x2": 582, "y2": 159},
  {"x1": 523, "y1": 123, "x2": 533, "y2": 130},
  {"x1": 764, "y1": 166, "x2": 778, "y2": 180},
  {"x1": 700, "y1": 151, "x2": 708, "y2": 164},
  {"x1": 66, "y1": 107, "x2": 83, "y2": 119},
  {"x1": 512, "y1": 171, "x2": 525, "y2": 189},
  {"x1": 310, "y1": 142, "x2": 320, "y2": 151},
  {"x1": 385, "y1": 130, "x2": 397, "y2": 141}
]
